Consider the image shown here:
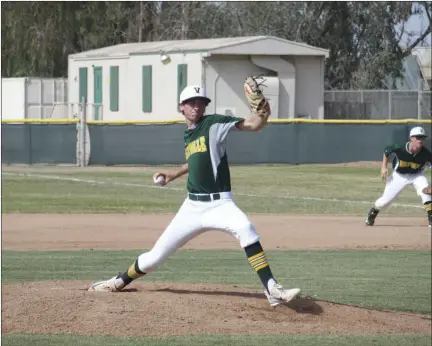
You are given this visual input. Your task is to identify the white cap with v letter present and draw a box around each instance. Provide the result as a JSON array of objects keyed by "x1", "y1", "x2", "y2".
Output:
[{"x1": 179, "y1": 85, "x2": 211, "y2": 105}]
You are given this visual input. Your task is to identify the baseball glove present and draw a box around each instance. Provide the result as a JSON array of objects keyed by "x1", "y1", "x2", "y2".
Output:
[
  {"x1": 244, "y1": 75, "x2": 270, "y2": 118},
  {"x1": 422, "y1": 186, "x2": 432, "y2": 195}
]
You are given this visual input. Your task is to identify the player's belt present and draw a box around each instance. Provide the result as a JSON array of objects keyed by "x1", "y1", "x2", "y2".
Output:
[{"x1": 188, "y1": 193, "x2": 221, "y2": 202}]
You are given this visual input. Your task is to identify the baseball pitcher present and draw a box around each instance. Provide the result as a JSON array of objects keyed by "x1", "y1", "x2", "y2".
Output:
[
  {"x1": 88, "y1": 76, "x2": 301, "y2": 307},
  {"x1": 365, "y1": 126, "x2": 432, "y2": 228}
]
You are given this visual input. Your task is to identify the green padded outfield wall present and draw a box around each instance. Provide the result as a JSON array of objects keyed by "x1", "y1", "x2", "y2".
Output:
[
  {"x1": 88, "y1": 124, "x2": 185, "y2": 165},
  {"x1": 87, "y1": 122, "x2": 432, "y2": 165},
  {"x1": 294, "y1": 123, "x2": 410, "y2": 164},
  {"x1": 2, "y1": 122, "x2": 430, "y2": 165},
  {"x1": 1, "y1": 124, "x2": 77, "y2": 164}
]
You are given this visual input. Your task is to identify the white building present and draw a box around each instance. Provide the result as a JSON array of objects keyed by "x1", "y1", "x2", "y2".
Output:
[
  {"x1": 68, "y1": 36, "x2": 329, "y2": 121},
  {"x1": 412, "y1": 47, "x2": 432, "y2": 90},
  {"x1": 1, "y1": 77, "x2": 68, "y2": 120}
]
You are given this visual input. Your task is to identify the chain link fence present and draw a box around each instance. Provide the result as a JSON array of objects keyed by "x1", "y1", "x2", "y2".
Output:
[
  {"x1": 324, "y1": 90, "x2": 432, "y2": 120},
  {"x1": 26, "y1": 78, "x2": 68, "y2": 119},
  {"x1": 7, "y1": 77, "x2": 432, "y2": 121}
]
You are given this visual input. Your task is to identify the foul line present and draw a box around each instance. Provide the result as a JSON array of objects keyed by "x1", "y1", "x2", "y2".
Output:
[{"x1": 3, "y1": 172, "x2": 423, "y2": 209}]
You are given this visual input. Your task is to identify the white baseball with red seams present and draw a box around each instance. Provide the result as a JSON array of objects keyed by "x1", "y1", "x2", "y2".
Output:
[{"x1": 153, "y1": 175, "x2": 165, "y2": 186}]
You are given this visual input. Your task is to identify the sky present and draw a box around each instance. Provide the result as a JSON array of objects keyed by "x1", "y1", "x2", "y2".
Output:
[{"x1": 396, "y1": 3, "x2": 431, "y2": 48}]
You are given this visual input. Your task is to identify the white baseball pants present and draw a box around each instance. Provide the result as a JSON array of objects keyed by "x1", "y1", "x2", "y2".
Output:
[
  {"x1": 375, "y1": 171, "x2": 431, "y2": 210},
  {"x1": 136, "y1": 192, "x2": 260, "y2": 273}
]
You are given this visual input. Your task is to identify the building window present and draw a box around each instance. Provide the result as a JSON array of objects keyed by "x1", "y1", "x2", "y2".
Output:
[
  {"x1": 79, "y1": 67, "x2": 88, "y2": 103},
  {"x1": 177, "y1": 64, "x2": 188, "y2": 110},
  {"x1": 142, "y1": 65, "x2": 152, "y2": 113},
  {"x1": 110, "y1": 66, "x2": 119, "y2": 112}
]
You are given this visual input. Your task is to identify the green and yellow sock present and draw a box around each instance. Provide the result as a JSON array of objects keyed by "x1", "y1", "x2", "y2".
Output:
[
  {"x1": 244, "y1": 241, "x2": 276, "y2": 293},
  {"x1": 118, "y1": 259, "x2": 146, "y2": 287}
]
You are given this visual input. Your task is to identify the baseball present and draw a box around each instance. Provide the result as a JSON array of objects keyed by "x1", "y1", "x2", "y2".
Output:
[{"x1": 153, "y1": 175, "x2": 165, "y2": 186}]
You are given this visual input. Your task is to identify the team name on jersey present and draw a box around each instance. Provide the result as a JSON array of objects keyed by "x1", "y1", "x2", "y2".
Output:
[
  {"x1": 399, "y1": 160, "x2": 422, "y2": 169},
  {"x1": 185, "y1": 136, "x2": 207, "y2": 160}
]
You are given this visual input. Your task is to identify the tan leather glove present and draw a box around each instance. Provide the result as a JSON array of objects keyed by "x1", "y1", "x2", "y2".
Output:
[{"x1": 244, "y1": 75, "x2": 270, "y2": 118}]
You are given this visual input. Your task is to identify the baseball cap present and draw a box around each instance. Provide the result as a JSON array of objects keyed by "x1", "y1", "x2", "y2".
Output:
[
  {"x1": 409, "y1": 126, "x2": 427, "y2": 138},
  {"x1": 179, "y1": 85, "x2": 211, "y2": 105}
]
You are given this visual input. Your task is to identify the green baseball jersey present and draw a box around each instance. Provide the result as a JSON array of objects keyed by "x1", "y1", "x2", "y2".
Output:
[
  {"x1": 184, "y1": 114, "x2": 244, "y2": 194},
  {"x1": 384, "y1": 142, "x2": 432, "y2": 174}
]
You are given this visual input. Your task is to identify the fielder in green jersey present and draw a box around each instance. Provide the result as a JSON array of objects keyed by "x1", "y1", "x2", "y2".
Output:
[
  {"x1": 365, "y1": 126, "x2": 432, "y2": 228},
  {"x1": 88, "y1": 77, "x2": 301, "y2": 307}
]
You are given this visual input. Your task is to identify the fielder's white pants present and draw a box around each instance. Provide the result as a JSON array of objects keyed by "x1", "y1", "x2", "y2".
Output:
[
  {"x1": 136, "y1": 192, "x2": 260, "y2": 273},
  {"x1": 375, "y1": 171, "x2": 431, "y2": 210}
]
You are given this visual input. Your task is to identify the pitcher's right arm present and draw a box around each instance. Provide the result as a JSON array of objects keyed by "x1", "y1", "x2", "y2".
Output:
[{"x1": 153, "y1": 163, "x2": 188, "y2": 186}]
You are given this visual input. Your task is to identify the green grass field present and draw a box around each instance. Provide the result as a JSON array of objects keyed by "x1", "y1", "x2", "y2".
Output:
[
  {"x1": 2, "y1": 334, "x2": 431, "y2": 346},
  {"x1": 2, "y1": 249, "x2": 431, "y2": 314},
  {"x1": 2, "y1": 165, "x2": 429, "y2": 215},
  {"x1": 2, "y1": 165, "x2": 431, "y2": 346}
]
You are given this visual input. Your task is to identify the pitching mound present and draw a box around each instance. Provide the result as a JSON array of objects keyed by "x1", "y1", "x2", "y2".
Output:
[{"x1": 2, "y1": 281, "x2": 431, "y2": 337}]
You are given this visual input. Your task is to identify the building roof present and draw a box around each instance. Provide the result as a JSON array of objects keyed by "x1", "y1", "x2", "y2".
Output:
[{"x1": 69, "y1": 36, "x2": 329, "y2": 59}]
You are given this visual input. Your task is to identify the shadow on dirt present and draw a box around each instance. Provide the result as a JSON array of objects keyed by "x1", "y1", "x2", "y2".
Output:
[
  {"x1": 153, "y1": 287, "x2": 324, "y2": 315},
  {"x1": 372, "y1": 224, "x2": 424, "y2": 228}
]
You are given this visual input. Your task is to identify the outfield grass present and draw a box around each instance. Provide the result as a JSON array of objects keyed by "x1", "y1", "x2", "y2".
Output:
[
  {"x1": 2, "y1": 249, "x2": 431, "y2": 314},
  {"x1": 2, "y1": 165, "x2": 429, "y2": 215},
  {"x1": 2, "y1": 334, "x2": 431, "y2": 346}
]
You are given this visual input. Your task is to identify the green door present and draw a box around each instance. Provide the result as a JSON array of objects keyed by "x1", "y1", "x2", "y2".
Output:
[
  {"x1": 79, "y1": 67, "x2": 88, "y2": 103},
  {"x1": 93, "y1": 66, "x2": 103, "y2": 120}
]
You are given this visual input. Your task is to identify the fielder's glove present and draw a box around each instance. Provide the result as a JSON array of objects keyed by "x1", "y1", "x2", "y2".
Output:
[
  {"x1": 422, "y1": 186, "x2": 432, "y2": 195},
  {"x1": 244, "y1": 75, "x2": 270, "y2": 118}
]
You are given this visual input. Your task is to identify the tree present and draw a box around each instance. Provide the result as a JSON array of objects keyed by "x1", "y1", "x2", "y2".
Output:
[{"x1": 2, "y1": 1, "x2": 430, "y2": 90}]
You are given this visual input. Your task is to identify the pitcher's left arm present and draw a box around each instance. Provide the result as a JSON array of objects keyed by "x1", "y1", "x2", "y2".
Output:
[{"x1": 236, "y1": 76, "x2": 271, "y2": 132}]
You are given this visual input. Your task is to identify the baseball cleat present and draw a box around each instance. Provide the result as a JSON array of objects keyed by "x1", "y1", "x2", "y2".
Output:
[
  {"x1": 365, "y1": 207, "x2": 379, "y2": 226},
  {"x1": 267, "y1": 284, "x2": 301, "y2": 305},
  {"x1": 365, "y1": 217, "x2": 374, "y2": 226},
  {"x1": 265, "y1": 290, "x2": 285, "y2": 307},
  {"x1": 88, "y1": 275, "x2": 123, "y2": 292}
]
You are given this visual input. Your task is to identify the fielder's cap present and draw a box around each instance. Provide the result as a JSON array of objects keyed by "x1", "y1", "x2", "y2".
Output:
[
  {"x1": 410, "y1": 126, "x2": 427, "y2": 138},
  {"x1": 179, "y1": 85, "x2": 211, "y2": 105}
]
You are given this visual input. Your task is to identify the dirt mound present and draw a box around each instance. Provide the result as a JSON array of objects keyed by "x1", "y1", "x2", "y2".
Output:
[{"x1": 2, "y1": 281, "x2": 430, "y2": 337}]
